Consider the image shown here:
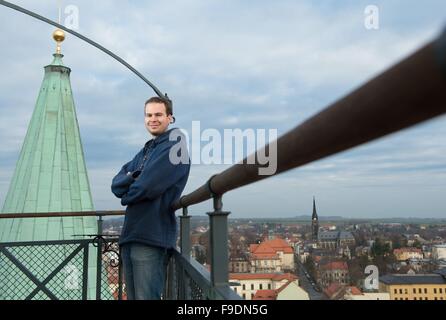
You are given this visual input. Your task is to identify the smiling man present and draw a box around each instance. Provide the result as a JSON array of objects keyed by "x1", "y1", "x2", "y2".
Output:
[{"x1": 111, "y1": 97, "x2": 190, "y2": 300}]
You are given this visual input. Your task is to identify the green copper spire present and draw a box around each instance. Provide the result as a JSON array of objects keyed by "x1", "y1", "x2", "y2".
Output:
[
  {"x1": 0, "y1": 39, "x2": 105, "y2": 299},
  {"x1": 0, "y1": 52, "x2": 97, "y2": 241}
]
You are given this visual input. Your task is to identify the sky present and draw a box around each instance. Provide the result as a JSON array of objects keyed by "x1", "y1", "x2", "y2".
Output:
[{"x1": 0, "y1": 0, "x2": 446, "y2": 219}]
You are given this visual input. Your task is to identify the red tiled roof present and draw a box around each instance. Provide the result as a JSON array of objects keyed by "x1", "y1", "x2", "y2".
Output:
[
  {"x1": 393, "y1": 248, "x2": 422, "y2": 254},
  {"x1": 230, "y1": 272, "x2": 297, "y2": 281},
  {"x1": 272, "y1": 273, "x2": 297, "y2": 282},
  {"x1": 323, "y1": 283, "x2": 345, "y2": 298},
  {"x1": 250, "y1": 238, "x2": 294, "y2": 255},
  {"x1": 320, "y1": 261, "x2": 348, "y2": 271},
  {"x1": 250, "y1": 244, "x2": 259, "y2": 252},
  {"x1": 275, "y1": 280, "x2": 294, "y2": 293},
  {"x1": 346, "y1": 286, "x2": 362, "y2": 295},
  {"x1": 252, "y1": 290, "x2": 277, "y2": 300}
]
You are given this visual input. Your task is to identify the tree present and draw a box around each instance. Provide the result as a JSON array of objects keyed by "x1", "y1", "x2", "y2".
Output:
[
  {"x1": 348, "y1": 255, "x2": 370, "y2": 287},
  {"x1": 390, "y1": 234, "x2": 405, "y2": 249},
  {"x1": 304, "y1": 256, "x2": 317, "y2": 280},
  {"x1": 371, "y1": 238, "x2": 391, "y2": 258},
  {"x1": 412, "y1": 239, "x2": 422, "y2": 249}
]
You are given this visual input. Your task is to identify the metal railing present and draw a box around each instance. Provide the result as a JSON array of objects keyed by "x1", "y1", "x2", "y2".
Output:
[
  {"x1": 171, "y1": 26, "x2": 446, "y2": 295},
  {"x1": 0, "y1": 234, "x2": 122, "y2": 300},
  {"x1": 0, "y1": 211, "x2": 240, "y2": 300},
  {"x1": 165, "y1": 249, "x2": 240, "y2": 300}
]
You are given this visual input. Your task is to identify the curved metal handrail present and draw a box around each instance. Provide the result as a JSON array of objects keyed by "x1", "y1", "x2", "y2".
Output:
[
  {"x1": 173, "y1": 27, "x2": 446, "y2": 210},
  {"x1": 0, "y1": 0, "x2": 172, "y2": 106}
]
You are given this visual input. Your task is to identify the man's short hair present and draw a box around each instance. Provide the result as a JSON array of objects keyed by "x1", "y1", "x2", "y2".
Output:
[{"x1": 145, "y1": 97, "x2": 173, "y2": 116}]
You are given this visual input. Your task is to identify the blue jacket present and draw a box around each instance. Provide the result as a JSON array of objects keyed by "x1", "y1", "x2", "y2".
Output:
[{"x1": 111, "y1": 128, "x2": 190, "y2": 249}]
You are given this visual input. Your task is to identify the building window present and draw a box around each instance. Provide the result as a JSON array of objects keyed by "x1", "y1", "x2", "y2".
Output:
[
  {"x1": 399, "y1": 289, "x2": 403, "y2": 294},
  {"x1": 268, "y1": 284, "x2": 271, "y2": 290},
  {"x1": 440, "y1": 288, "x2": 443, "y2": 294},
  {"x1": 424, "y1": 288, "x2": 427, "y2": 294},
  {"x1": 234, "y1": 287, "x2": 237, "y2": 293},
  {"x1": 394, "y1": 289, "x2": 397, "y2": 294},
  {"x1": 242, "y1": 293, "x2": 246, "y2": 299},
  {"x1": 419, "y1": 288, "x2": 422, "y2": 294},
  {"x1": 425, "y1": 297, "x2": 428, "y2": 300},
  {"x1": 413, "y1": 288, "x2": 416, "y2": 294},
  {"x1": 434, "y1": 288, "x2": 437, "y2": 294},
  {"x1": 404, "y1": 289, "x2": 408, "y2": 294},
  {"x1": 435, "y1": 297, "x2": 438, "y2": 300},
  {"x1": 259, "y1": 284, "x2": 263, "y2": 290},
  {"x1": 242, "y1": 284, "x2": 246, "y2": 290},
  {"x1": 414, "y1": 297, "x2": 417, "y2": 300},
  {"x1": 251, "y1": 284, "x2": 254, "y2": 290}
]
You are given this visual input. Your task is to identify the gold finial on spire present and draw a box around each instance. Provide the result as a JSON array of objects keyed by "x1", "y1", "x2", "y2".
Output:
[{"x1": 53, "y1": 29, "x2": 65, "y2": 54}]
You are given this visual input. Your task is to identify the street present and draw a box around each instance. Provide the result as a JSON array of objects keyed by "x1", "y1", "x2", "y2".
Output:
[{"x1": 295, "y1": 259, "x2": 324, "y2": 300}]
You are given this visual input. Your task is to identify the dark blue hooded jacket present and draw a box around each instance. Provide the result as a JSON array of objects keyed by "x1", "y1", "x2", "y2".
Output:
[{"x1": 111, "y1": 128, "x2": 190, "y2": 249}]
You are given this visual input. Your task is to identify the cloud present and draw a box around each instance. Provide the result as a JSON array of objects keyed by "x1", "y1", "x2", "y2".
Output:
[{"x1": 1, "y1": 0, "x2": 446, "y2": 217}]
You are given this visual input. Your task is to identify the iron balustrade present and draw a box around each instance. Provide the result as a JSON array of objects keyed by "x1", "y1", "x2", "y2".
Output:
[
  {"x1": 0, "y1": 211, "x2": 241, "y2": 300},
  {"x1": 0, "y1": 237, "x2": 121, "y2": 300}
]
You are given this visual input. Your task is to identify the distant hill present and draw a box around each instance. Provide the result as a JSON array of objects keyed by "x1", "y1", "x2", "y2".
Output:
[
  {"x1": 103, "y1": 215, "x2": 446, "y2": 226},
  {"x1": 292, "y1": 215, "x2": 344, "y2": 221}
]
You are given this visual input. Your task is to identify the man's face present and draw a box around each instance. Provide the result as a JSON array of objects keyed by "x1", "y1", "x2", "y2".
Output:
[{"x1": 144, "y1": 102, "x2": 172, "y2": 136}]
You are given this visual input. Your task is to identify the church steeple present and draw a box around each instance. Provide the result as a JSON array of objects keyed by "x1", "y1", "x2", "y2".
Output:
[
  {"x1": 1, "y1": 31, "x2": 96, "y2": 230},
  {"x1": 312, "y1": 196, "x2": 318, "y2": 220},
  {"x1": 312, "y1": 196, "x2": 319, "y2": 241},
  {"x1": 0, "y1": 30, "x2": 101, "y2": 300}
]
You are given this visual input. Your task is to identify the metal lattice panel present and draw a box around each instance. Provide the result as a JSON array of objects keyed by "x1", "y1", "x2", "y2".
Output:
[
  {"x1": 189, "y1": 277, "x2": 205, "y2": 300},
  {"x1": 0, "y1": 238, "x2": 122, "y2": 300},
  {"x1": 0, "y1": 242, "x2": 86, "y2": 300}
]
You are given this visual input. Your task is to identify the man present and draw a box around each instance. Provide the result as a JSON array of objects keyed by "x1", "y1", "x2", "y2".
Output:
[{"x1": 111, "y1": 97, "x2": 190, "y2": 300}]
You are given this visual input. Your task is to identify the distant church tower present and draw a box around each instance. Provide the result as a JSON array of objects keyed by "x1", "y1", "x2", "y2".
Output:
[{"x1": 311, "y1": 197, "x2": 319, "y2": 241}]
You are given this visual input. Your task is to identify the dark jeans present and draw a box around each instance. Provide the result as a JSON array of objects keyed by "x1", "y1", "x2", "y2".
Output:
[{"x1": 121, "y1": 243, "x2": 170, "y2": 300}]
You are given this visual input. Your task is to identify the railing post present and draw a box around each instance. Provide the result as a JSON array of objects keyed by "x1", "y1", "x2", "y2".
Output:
[
  {"x1": 97, "y1": 213, "x2": 103, "y2": 235},
  {"x1": 96, "y1": 213, "x2": 103, "y2": 300},
  {"x1": 95, "y1": 237, "x2": 103, "y2": 300},
  {"x1": 180, "y1": 207, "x2": 191, "y2": 257},
  {"x1": 118, "y1": 245, "x2": 123, "y2": 300},
  {"x1": 207, "y1": 193, "x2": 230, "y2": 298},
  {"x1": 82, "y1": 242, "x2": 89, "y2": 300},
  {"x1": 179, "y1": 206, "x2": 191, "y2": 299}
]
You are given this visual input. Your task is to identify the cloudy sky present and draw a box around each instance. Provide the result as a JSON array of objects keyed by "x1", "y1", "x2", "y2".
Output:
[{"x1": 0, "y1": 0, "x2": 445, "y2": 219}]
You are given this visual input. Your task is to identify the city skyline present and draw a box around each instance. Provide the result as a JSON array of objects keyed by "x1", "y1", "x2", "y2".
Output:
[{"x1": 1, "y1": 1, "x2": 446, "y2": 218}]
